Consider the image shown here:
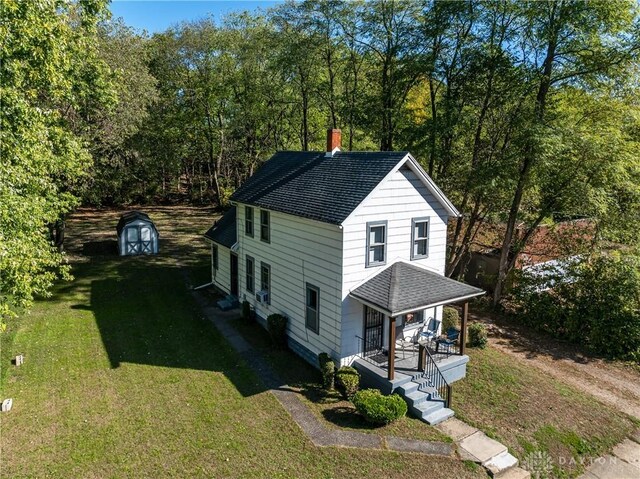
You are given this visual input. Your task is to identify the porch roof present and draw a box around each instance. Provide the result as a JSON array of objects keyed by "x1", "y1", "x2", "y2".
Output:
[{"x1": 349, "y1": 261, "x2": 485, "y2": 317}]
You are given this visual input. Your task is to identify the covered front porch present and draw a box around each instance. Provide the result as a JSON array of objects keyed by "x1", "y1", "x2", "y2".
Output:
[{"x1": 349, "y1": 261, "x2": 485, "y2": 383}]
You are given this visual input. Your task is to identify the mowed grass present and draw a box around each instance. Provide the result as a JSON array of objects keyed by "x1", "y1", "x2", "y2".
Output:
[
  {"x1": 232, "y1": 318, "x2": 451, "y2": 443},
  {"x1": 0, "y1": 208, "x2": 483, "y2": 479},
  {"x1": 454, "y1": 346, "x2": 639, "y2": 478}
]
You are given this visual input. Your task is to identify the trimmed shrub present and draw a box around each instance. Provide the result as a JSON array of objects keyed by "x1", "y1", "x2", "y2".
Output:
[
  {"x1": 335, "y1": 366, "x2": 360, "y2": 399},
  {"x1": 442, "y1": 307, "x2": 460, "y2": 332},
  {"x1": 318, "y1": 353, "x2": 335, "y2": 390},
  {"x1": 267, "y1": 313, "x2": 288, "y2": 349},
  {"x1": 468, "y1": 323, "x2": 488, "y2": 348},
  {"x1": 241, "y1": 300, "x2": 251, "y2": 320},
  {"x1": 352, "y1": 389, "x2": 407, "y2": 425}
]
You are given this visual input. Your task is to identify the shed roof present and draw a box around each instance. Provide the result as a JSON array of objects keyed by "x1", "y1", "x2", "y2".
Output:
[
  {"x1": 204, "y1": 206, "x2": 237, "y2": 248},
  {"x1": 349, "y1": 261, "x2": 485, "y2": 316},
  {"x1": 116, "y1": 211, "x2": 157, "y2": 236},
  {"x1": 230, "y1": 151, "x2": 414, "y2": 224}
]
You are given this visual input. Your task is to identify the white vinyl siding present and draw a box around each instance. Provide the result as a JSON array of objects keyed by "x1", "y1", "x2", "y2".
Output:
[
  {"x1": 236, "y1": 205, "x2": 343, "y2": 359},
  {"x1": 210, "y1": 242, "x2": 231, "y2": 294},
  {"x1": 340, "y1": 164, "x2": 449, "y2": 359}
]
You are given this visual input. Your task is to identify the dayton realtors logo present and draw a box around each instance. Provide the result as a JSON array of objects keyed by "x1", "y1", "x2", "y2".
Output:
[{"x1": 522, "y1": 450, "x2": 553, "y2": 478}]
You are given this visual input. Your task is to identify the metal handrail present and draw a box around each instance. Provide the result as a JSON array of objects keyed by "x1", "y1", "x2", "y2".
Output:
[{"x1": 419, "y1": 346, "x2": 452, "y2": 408}]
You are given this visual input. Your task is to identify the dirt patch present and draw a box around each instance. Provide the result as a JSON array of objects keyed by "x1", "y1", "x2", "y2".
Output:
[{"x1": 472, "y1": 311, "x2": 640, "y2": 420}]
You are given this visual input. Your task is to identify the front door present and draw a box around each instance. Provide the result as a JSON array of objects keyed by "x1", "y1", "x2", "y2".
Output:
[
  {"x1": 363, "y1": 305, "x2": 384, "y2": 353},
  {"x1": 230, "y1": 253, "x2": 239, "y2": 296}
]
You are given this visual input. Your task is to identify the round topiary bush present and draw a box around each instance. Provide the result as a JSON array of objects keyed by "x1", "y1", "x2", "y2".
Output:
[
  {"x1": 318, "y1": 353, "x2": 335, "y2": 390},
  {"x1": 335, "y1": 366, "x2": 360, "y2": 399},
  {"x1": 442, "y1": 306, "x2": 459, "y2": 332},
  {"x1": 267, "y1": 313, "x2": 288, "y2": 349},
  {"x1": 352, "y1": 389, "x2": 408, "y2": 425},
  {"x1": 468, "y1": 322, "x2": 488, "y2": 348}
]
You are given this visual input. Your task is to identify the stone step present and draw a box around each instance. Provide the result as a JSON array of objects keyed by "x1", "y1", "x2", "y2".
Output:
[
  {"x1": 404, "y1": 390, "x2": 431, "y2": 407},
  {"x1": 483, "y1": 451, "x2": 519, "y2": 478},
  {"x1": 422, "y1": 406, "x2": 455, "y2": 425},
  {"x1": 397, "y1": 381, "x2": 420, "y2": 395},
  {"x1": 496, "y1": 467, "x2": 530, "y2": 479}
]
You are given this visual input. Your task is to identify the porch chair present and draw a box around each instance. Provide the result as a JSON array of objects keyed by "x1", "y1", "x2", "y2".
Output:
[
  {"x1": 419, "y1": 317, "x2": 441, "y2": 344},
  {"x1": 395, "y1": 327, "x2": 421, "y2": 359},
  {"x1": 435, "y1": 327, "x2": 460, "y2": 354}
]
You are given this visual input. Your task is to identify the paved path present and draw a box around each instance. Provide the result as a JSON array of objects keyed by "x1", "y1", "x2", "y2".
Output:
[
  {"x1": 192, "y1": 294, "x2": 453, "y2": 457},
  {"x1": 577, "y1": 431, "x2": 640, "y2": 479}
]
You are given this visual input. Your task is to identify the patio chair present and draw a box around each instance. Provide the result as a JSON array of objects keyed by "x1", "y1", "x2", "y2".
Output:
[
  {"x1": 395, "y1": 327, "x2": 421, "y2": 359},
  {"x1": 419, "y1": 317, "x2": 441, "y2": 344},
  {"x1": 435, "y1": 327, "x2": 460, "y2": 354}
]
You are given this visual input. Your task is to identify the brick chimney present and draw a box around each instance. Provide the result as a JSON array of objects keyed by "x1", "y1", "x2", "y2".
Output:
[{"x1": 326, "y1": 129, "x2": 341, "y2": 157}]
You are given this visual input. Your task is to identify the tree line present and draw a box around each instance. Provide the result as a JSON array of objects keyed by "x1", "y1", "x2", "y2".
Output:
[{"x1": 2, "y1": 0, "x2": 640, "y2": 325}]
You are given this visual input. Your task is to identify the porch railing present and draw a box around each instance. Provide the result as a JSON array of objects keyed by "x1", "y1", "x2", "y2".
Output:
[{"x1": 418, "y1": 346, "x2": 452, "y2": 408}]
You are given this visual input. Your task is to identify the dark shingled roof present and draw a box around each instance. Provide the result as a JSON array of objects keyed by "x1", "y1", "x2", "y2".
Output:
[
  {"x1": 204, "y1": 206, "x2": 237, "y2": 248},
  {"x1": 116, "y1": 211, "x2": 157, "y2": 236},
  {"x1": 230, "y1": 151, "x2": 409, "y2": 224},
  {"x1": 350, "y1": 262, "x2": 485, "y2": 316}
]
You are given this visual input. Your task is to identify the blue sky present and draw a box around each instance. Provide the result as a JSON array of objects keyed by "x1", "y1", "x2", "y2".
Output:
[{"x1": 109, "y1": 1, "x2": 284, "y2": 33}]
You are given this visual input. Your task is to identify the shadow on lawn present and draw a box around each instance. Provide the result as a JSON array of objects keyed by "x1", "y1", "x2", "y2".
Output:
[{"x1": 89, "y1": 258, "x2": 266, "y2": 398}]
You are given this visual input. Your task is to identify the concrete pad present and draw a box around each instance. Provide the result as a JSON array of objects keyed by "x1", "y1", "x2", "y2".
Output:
[
  {"x1": 587, "y1": 455, "x2": 640, "y2": 479},
  {"x1": 629, "y1": 429, "x2": 640, "y2": 445},
  {"x1": 436, "y1": 417, "x2": 478, "y2": 442},
  {"x1": 612, "y1": 438, "x2": 640, "y2": 470},
  {"x1": 483, "y1": 450, "x2": 518, "y2": 477},
  {"x1": 576, "y1": 472, "x2": 600, "y2": 479},
  {"x1": 385, "y1": 436, "x2": 453, "y2": 456},
  {"x1": 458, "y1": 431, "x2": 508, "y2": 463},
  {"x1": 499, "y1": 467, "x2": 531, "y2": 479}
]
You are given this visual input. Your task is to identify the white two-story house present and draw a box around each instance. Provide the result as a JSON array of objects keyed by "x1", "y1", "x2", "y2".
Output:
[{"x1": 204, "y1": 129, "x2": 484, "y2": 424}]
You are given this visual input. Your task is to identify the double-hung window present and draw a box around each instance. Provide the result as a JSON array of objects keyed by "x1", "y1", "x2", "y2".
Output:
[
  {"x1": 245, "y1": 206, "x2": 254, "y2": 237},
  {"x1": 260, "y1": 210, "x2": 270, "y2": 243},
  {"x1": 246, "y1": 255, "x2": 255, "y2": 293},
  {"x1": 260, "y1": 262, "x2": 271, "y2": 304},
  {"x1": 305, "y1": 284, "x2": 320, "y2": 334},
  {"x1": 366, "y1": 221, "x2": 387, "y2": 267},
  {"x1": 411, "y1": 218, "x2": 429, "y2": 259}
]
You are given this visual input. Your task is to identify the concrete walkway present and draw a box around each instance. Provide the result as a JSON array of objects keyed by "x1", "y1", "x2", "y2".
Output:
[
  {"x1": 577, "y1": 431, "x2": 640, "y2": 479},
  {"x1": 437, "y1": 418, "x2": 531, "y2": 479},
  {"x1": 193, "y1": 295, "x2": 453, "y2": 457}
]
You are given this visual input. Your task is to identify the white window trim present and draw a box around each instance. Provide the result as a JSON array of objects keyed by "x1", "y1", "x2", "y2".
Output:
[
  {"x1": 245, "y1": 206, "x2": 254, "y2": 237},
  {"x1": 260, "y1": 210, "x2": 270, "y2": 243},
  {"x1": 411, "y1": 217, "x2": 430, "y2": 260},
  {"x1": 305, "y1": 283, "x2": 320, "y2": 334},
  {"x1": 365, "y1": 220, "x2": 387, "y2": 267}
]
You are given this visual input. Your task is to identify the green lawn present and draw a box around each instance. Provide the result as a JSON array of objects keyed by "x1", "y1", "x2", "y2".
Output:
[
  {"x1": 454, "y1": 346, "x2": 639, "y2": 478},
  {"x1": 231, "y1": 317, "x2": 451, "y2": 443},
  {"x1": 0, "y1": 208, "x2": 482, "y2": 479}
]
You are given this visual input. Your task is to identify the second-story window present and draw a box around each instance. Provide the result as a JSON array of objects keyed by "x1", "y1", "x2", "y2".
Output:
[
  {"x1": 260, "y1": 210, "x2": 270, "y2": 243},
  {"x1": 366, "y1": 221, "x2": 387, "y2": 267},
  {"x1": 411, "y1": 218, "x2": 429, "y2": 259},
  {"x1": 245, "y1": 206, "x2": 254, "y2": 237}
]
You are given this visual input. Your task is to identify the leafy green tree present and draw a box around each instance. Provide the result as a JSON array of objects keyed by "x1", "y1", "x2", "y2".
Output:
[{"x1": 0, "y1": 0, "x2": 113, "y2": 324}]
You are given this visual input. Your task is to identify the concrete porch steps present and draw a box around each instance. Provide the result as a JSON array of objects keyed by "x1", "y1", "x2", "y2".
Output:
[{"x1": 397, "y1": 379, "x2": 453, "y2": 425}]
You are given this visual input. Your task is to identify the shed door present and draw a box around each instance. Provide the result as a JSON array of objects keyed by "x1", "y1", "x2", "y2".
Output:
[
  {"x1": 126, "y1": 227, "x2": 140, "y2": 254},
  {"x1": 140, "y1": 227, "x2": 152, "y2": 253}
]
